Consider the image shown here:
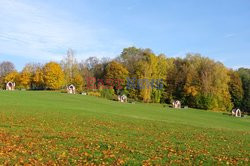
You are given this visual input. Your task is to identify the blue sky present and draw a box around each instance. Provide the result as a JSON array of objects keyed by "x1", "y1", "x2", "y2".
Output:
[{"x1": 0, "y1": 0, "x2": 250, "y2": 71}]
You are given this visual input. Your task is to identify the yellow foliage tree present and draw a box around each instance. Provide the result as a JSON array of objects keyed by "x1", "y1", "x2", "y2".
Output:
[
  {"x1": 33, "y1": 68, "x2": 44, "y2": 89},
  {"x1": 135, "y1": 53, "x2": 159, "y2": 102},
  {"x1": 19, "y1": 70, "x2": 32, "y2": 89},
  {"x1": 105, "y1": 61, "x2": 129, "y2": 90},
  {"x1": 71, "y1": 73, "x2": 84, "y2": 92},
  {"x1": 105, "y1": 61, "x2": 128, "y2": 80},
  {"x1": 4, "y1": 71, "x2": 19, "y2": 83},
  {"x1": 4, "y1": 71, "x2": 20, "y2": 89},
  {"x1": 43, "y1": 62, "x2": 65, "y2": 90}
]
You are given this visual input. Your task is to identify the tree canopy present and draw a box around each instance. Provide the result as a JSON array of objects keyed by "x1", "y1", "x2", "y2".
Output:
[
  {"x1": 43, "y1": 62, "x2": 65, "y2": 90},
  {"x1": 237, "y1": 68, "x2": 250, "y2": 112},
  {"x1": 1, "y1": 47, "x2": 249, "y2": 112}
]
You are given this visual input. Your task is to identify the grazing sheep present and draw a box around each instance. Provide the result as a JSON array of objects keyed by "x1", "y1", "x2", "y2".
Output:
[
  {"x1": 232, "y1": 108, "x2": 241, "y2": 117},
  {"x1": 67, "y1": 84, "x2": 76, "y2": 94},
  {"x1": 118, "y1": 95, "x2": 127, "y2": 103},
  {"x1": 172, "y1": 100, "x2": 181, "y2": 109},
  {"x1": 6, "y1": 82, "x2": 15, "y2": 91}
]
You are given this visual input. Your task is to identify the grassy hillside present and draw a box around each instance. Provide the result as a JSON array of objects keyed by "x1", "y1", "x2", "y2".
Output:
[{"x1": 0, "y1": 91, "x2": 249, "y2": 165}]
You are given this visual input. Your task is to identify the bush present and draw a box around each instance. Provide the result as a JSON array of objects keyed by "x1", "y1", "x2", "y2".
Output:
[
  {"x1": 60, "y1": 89, "x2": 67, "y2": 93},
  {"x1": 127, "y1": 98, "x2": 136, "y2": 103},
  {"x1": 100, "y1": 88, "x2": 114, "y2": 100},
  {"x1": 88, "y1": 91, "x2": 101, "y2": 97},
  {"x1": 195, "y1": 94, "x2": 214, "y2": 110},
  {"x1": 112, "y1": 94, "x2": 118, "y2": 101},
  {"x1": 151, "y1": 89, "x2": 162, "y2": 103}
]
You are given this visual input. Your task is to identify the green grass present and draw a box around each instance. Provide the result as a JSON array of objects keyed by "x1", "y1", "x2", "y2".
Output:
[{"x1": 0, "y1": 91, "x2": 249, "y2": 165}]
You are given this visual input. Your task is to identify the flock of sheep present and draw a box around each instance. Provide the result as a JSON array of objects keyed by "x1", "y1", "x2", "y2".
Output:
[{"x1": 5, "y1": 82, "x2": 242, "y2": 117}]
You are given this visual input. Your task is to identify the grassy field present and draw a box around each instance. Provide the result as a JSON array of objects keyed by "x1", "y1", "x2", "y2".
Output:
[{"x1": 0, "y1": 91, "x2": 249, "y2": 165}]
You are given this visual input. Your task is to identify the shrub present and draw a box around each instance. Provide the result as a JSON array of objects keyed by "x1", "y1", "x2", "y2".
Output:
[
  {"x1": 112, "y1": 94, "x2": 118, "y2": 101},
  {"x1": 127, "y1": 98, "x2": 136, "y2": 103},
  {"x1": 60, "y1": 89, "x2": 67, "y2": 93},
  {"x1": 151, "y1": 89, "x2": 162, "y2": 103},
  {"x1": 87, "y1": 91, "x2": 101, "y2": 97},
  {"x1": 100, "y1": 88, "x2": 114, "y2": 100},
  {"x1": 195, "y1": 94, "x2": 214, "y2": 110}
]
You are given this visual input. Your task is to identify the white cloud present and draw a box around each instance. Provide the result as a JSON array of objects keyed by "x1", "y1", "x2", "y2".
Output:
[
  {"x1": 0, "y1": 0, "x2": 130, "y2": 62},
  {"x1": 169, "y1": 51, "x2": 186, "y2": 58},
  {"x1": 224, "y1": 33, "x2": 236, "y2": 38},
  {"x1": 232, "y1": 65, "x2": 250, "y2": 70}
]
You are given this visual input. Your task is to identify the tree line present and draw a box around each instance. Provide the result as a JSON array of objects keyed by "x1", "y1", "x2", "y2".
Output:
[{"x1": 0, "y1": 47, "x2": 249, "y2": 112}]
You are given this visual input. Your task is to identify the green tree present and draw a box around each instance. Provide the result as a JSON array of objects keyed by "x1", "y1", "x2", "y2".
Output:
[
  {"x1": 119, "y1": 47, "x2": 144, "y2": 75},
  {"x1": 228, "y1": 70, "x2": 243, "y2": 108},
  {"x1": 237, "y1": 68, "x2": 250, "y2": 113},
  {"x1": 166, "y1": 54, "x2": 233, "y2": 111},
  {"x1": 119, "y1": 47, "x2": 170, "y2": 103}
]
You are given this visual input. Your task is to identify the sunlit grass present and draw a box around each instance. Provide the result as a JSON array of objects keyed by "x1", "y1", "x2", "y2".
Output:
[{"x1": 0, "y1": 91, "x2": 249, "y2": 165}]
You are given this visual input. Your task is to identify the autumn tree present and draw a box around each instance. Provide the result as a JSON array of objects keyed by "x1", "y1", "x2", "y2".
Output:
[
  {"x1": 105, "y1": 61, "x2": 128, "y2": 80},
  {"x1": 165, "y1": 58, "x2": 187, "y2": 104},
  {"x1": 195, "y1": 57, "x2": 232, "y2": 111},
  {"x1": 4, "y1": 71, "x2": 20, "y2": 88},
  {"x1": 165, "y1": 54, "x2": 233, "y2": 111},
  {"x1": 85, "y1": 56, "x2": 99, "y2": 71},
  {"x1": 118, "y1": 47, "x2": 144, "y2": 75},
  {"x1": 132, "y1": 50, "x2": 160, "y2": 102},
  {"x1": 238, "y1": 68, "x2": 250, "y2": 113},
  {"x1": 33, "y1": 66, "x2": 45, "y2": 90},
  {"x1": 81, "y1": 57, "x2": 110, "y2": 91},
  {"x1": 61, "y1": 49, "x2": 87, "y2": 92},
  {"x1": 0, "y1": 61, "x2": 15, "y2": 77},
  {"x1": 118, "y1": 47, "x2": 149, "y2": 101},
  {"x1": 79, "y1": 61, "x2": 93, "y2": 78},
  {"x1": 61, "y1": 49, "x2": 79, "y2": 83},
  {"x1": 43, "y1": 62, "x2": 65, "y2": 90},
  {"x1": 19, "y1": 64, "x2": 34, "y2": 89},
  {"x1": 84, "y1": 57, "x2": 110, "y2": 80},
  {"x1": 1, "y1": 48, "x2": 247, "y2": 112},
  {"x1": 118, "y1": 47, "x2": 169, "y2": 102},
  {"x1": 161, "y1": 57, "x2": 175, "y2": 103},
  {"x1": 0, "y1": 61, "x2": 15, "y2": 88},
  {"x1": 71, "y1": 73, "x2": 84, "y2": 92},
  {"x1": 104, "y1": 61, "x2": 129, "y2": 93},
  {"x1": 228, "y1": 70, "x2": 243, "y2": 108},
  {"x1": 151, "y1": 54, "x2": 169, "y2": 103}
]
